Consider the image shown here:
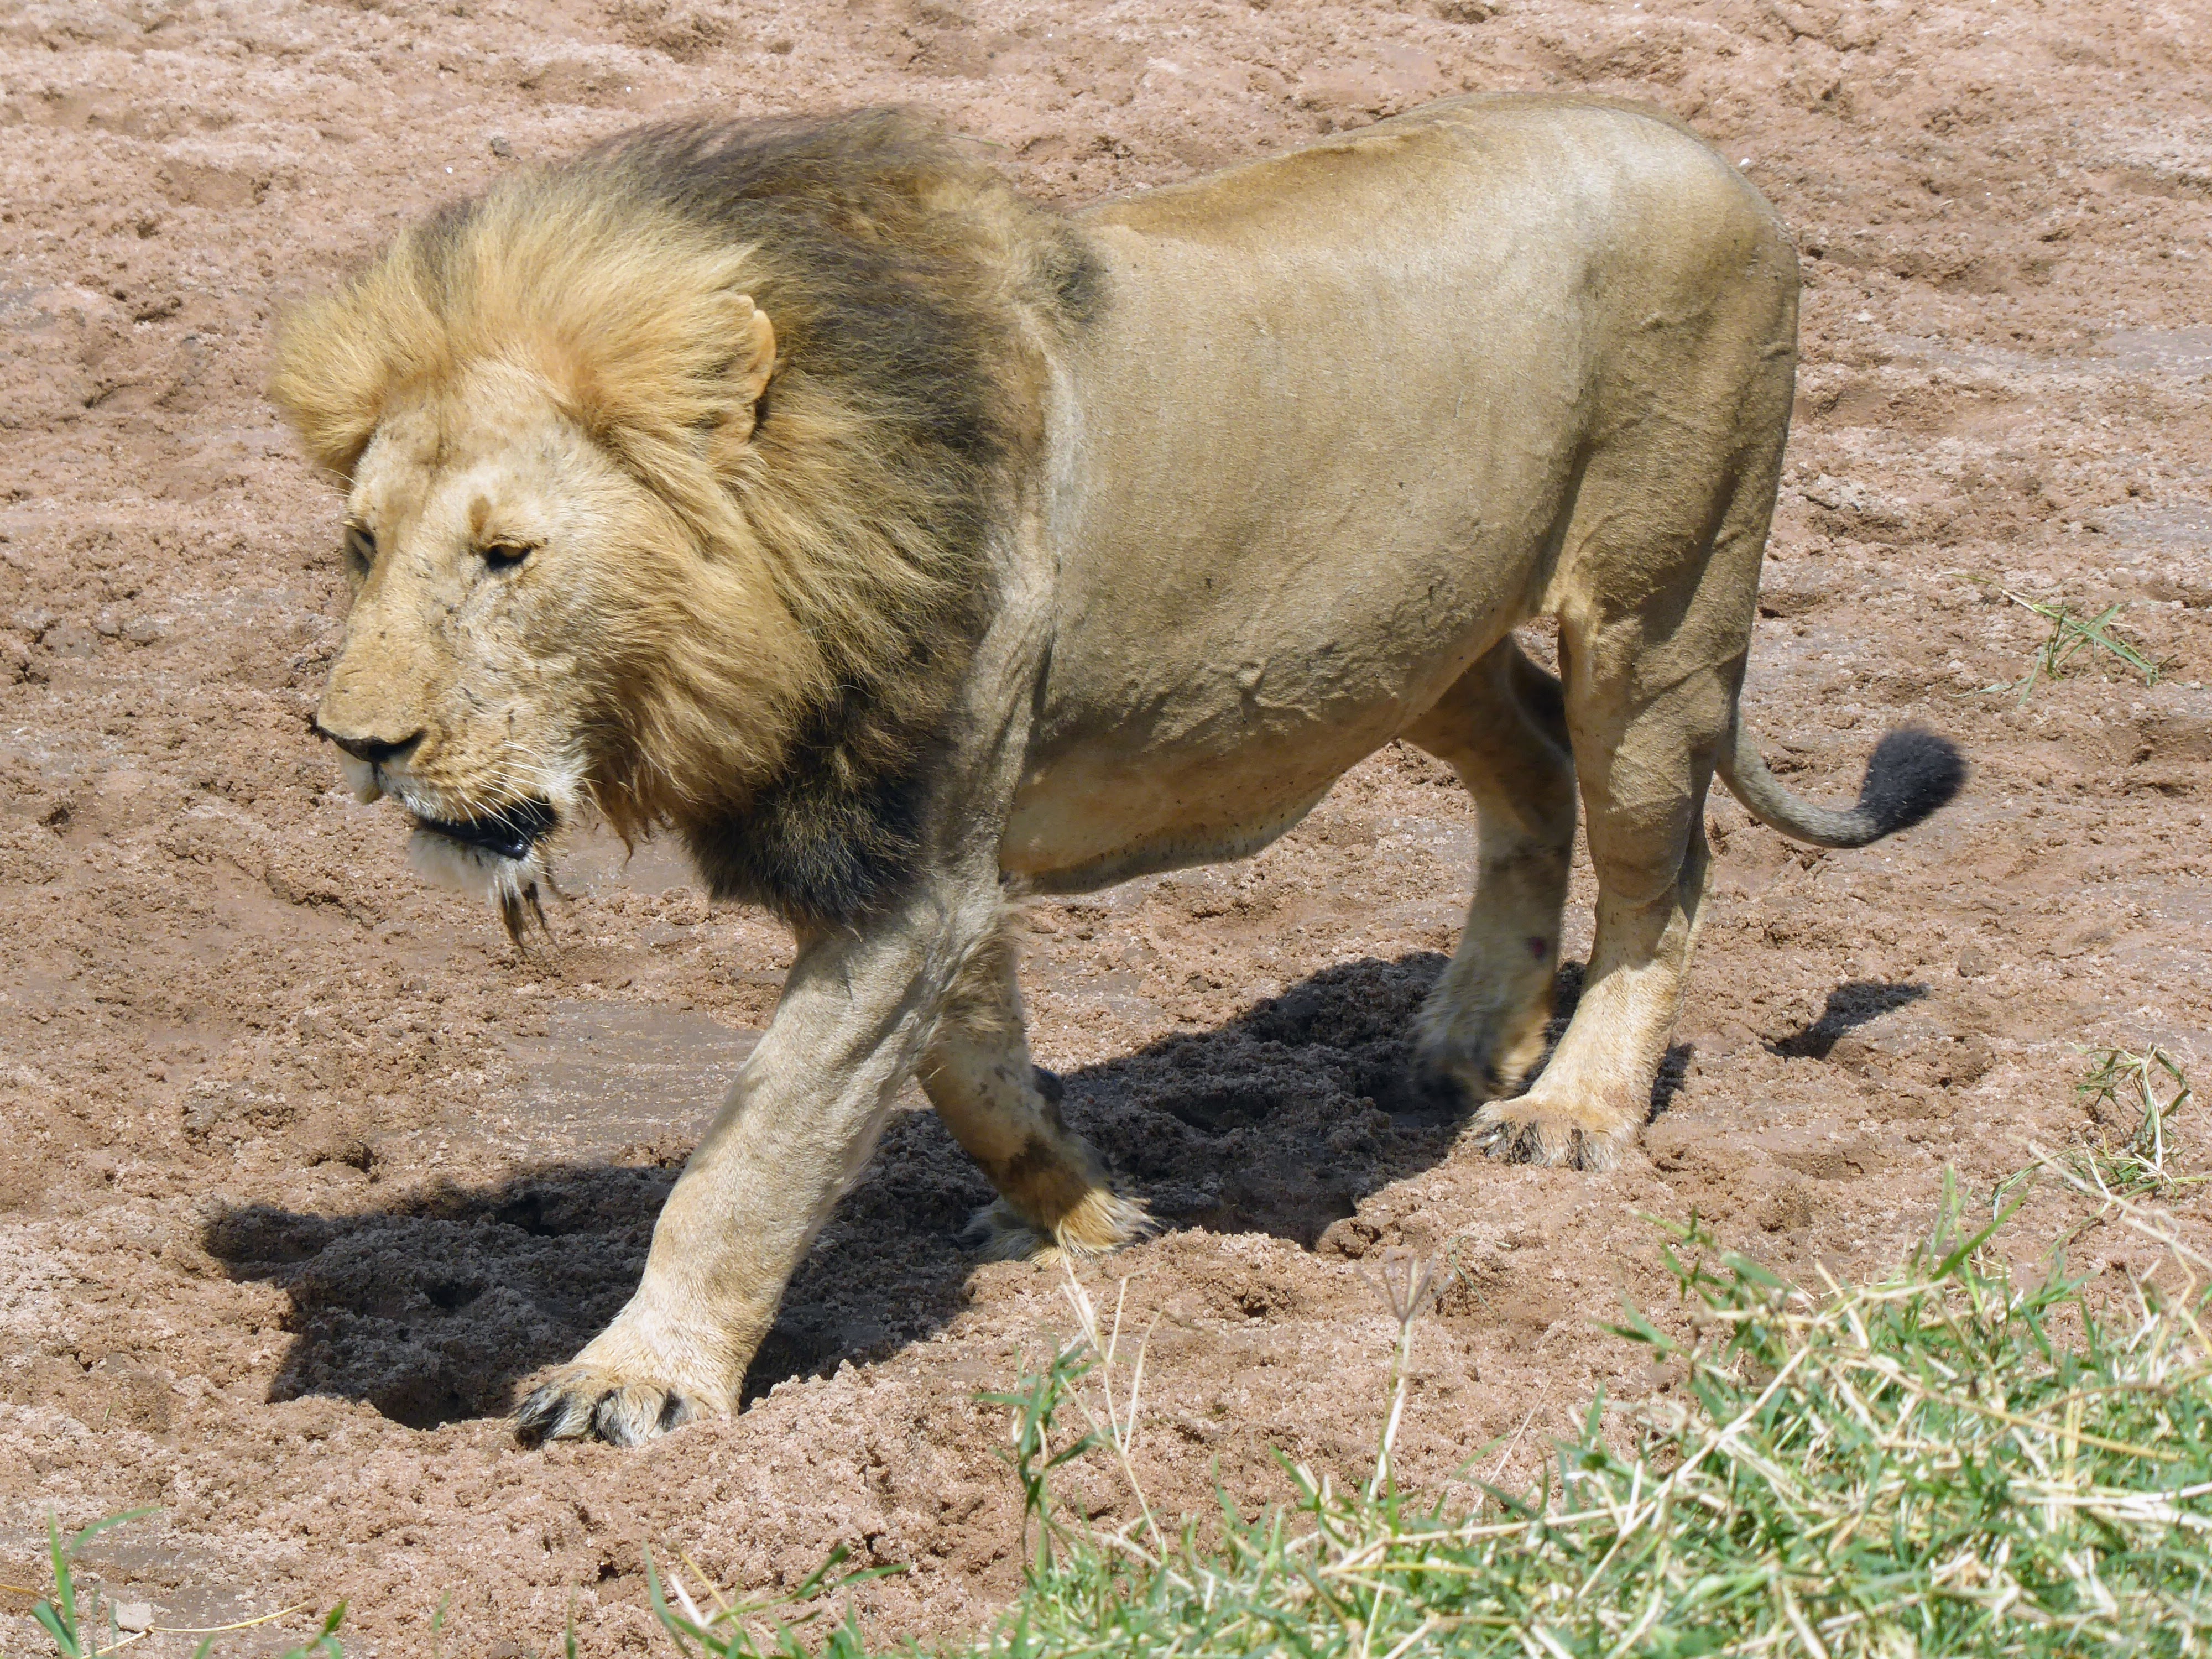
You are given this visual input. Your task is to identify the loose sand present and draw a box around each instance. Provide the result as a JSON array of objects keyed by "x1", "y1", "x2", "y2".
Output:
[{"x1": 3, "y1": 1, "x2": 2209, "y2": 1652}]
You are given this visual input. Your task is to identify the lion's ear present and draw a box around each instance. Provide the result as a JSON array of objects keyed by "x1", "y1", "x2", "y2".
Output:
[{"x1": 705, "y1": 296, "x2": 778, "y2": 471}]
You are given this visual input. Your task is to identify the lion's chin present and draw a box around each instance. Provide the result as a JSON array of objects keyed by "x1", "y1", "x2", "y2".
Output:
[
  {"x1": 335, "y1": 753, "x2": 384, "y2": 804},
  {"x1": 409, "y1": 827, "x2": 552, "y2": 940}
]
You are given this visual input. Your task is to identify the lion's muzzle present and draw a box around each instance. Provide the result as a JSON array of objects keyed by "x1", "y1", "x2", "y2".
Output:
[{"x1": 415, "y1": 799, "x2": 559, "y2": 862}]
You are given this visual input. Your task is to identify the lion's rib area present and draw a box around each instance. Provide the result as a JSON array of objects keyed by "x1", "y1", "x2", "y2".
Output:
[{"x1": 269, "y1": 109, "x2": 1102, "y2": 926}]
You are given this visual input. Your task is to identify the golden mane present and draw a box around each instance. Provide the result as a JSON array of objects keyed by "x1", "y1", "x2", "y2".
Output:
[{"x1": 270, "y1": 110, "x2": 1100, "y2": 924}]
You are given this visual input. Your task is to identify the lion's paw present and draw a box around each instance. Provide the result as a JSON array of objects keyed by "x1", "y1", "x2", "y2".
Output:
[
  {"x1": 514, "y1": 1365, "x2": 701, "y2": 1447},
  {"x1": 961, "y1": 1189, "x2": 1154, "y2": 1263},
  {"x1": 1468, "y1": 1098, "x2": 1631, "y2": 1172},
  {"x1": 1412, "y1": 1031, "x2": 1553, "y2": 1114}
]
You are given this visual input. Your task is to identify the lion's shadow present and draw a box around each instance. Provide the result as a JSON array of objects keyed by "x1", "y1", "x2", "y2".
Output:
[{"x1": 208, "y1": 948, "x2": 1694, "y2": 1430}]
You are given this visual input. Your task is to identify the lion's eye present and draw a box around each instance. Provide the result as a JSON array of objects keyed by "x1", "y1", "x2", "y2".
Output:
[
  {"x1": 479, "y1": 540, "x2": 535, "y2": 571},
  {"x1": 342, "y1": 521, "x2": 375, "y2": 576}
]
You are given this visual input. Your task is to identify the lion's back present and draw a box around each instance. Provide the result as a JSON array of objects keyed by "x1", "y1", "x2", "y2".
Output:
[
  {"x1": 1045, "y1": 92, "x2": 1795, "y2": 664},
  {"x1": 1077, "y1": 92, "x2": 1785, "y2": 274}
]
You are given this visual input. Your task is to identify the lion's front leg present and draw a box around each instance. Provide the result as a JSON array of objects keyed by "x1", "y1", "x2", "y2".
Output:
[{"x1": 514, "y1": 889, "x2": 999, "y2": 1446}]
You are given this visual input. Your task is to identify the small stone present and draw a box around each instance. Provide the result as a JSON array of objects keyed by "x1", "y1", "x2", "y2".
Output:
[
  {"x1": 1957, "y1": 943, "x2": 1992, "y2": 978},
  {"x1": 114, "y1": 1602, "x2": 155, "y2": 1634},
  {"x1": 488, "y1": 134, "x2": 514, "y2": 158}
]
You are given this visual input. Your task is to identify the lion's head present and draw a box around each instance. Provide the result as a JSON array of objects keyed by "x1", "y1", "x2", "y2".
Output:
[{"x1": 269, "y1": 112, "x2": 1098, "y2": 935}]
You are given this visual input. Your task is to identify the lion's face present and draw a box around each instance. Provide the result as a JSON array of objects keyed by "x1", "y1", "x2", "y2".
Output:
[{"x1": 315, "y1": 362, "x2": 687, "y2": 922}]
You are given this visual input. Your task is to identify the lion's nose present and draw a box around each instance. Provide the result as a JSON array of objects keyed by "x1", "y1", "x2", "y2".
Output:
[{"x1": 312, "y1": 718, "x2": 424, "y2": 769}]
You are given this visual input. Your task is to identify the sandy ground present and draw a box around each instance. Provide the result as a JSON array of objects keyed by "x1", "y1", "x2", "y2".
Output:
[{"x1": 3, "y1": 0, "x2": 2210, "y2": 1653}]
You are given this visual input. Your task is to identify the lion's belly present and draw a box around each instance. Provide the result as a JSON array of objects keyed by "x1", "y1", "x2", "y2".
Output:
[
  {"x1": 1000, "y1": 519, "x2": 1529, "y2": 890},
  {"x1": 999, "y1": 702, "x2": 1401, "y2": 892}
]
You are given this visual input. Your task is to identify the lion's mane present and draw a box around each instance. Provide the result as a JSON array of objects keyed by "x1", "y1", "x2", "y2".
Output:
[{"x1": 270, "y1": 110, "x2": 1100, "y2": 924}]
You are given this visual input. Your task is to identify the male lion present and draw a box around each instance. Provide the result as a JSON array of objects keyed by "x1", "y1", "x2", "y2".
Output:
[{"x1": 270, "y1": 98, "x2": 1963, "y2": 1444}]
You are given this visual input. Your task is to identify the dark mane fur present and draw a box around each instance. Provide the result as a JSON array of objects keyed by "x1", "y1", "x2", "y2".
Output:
[{"x1": 577, "y1": 112, "x2": 1100, "y2": 924}]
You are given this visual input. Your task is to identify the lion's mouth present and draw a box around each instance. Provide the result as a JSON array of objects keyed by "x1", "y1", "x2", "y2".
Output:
[{"x1": 415, "y1": 799, "x2": 559, "y2": 862}]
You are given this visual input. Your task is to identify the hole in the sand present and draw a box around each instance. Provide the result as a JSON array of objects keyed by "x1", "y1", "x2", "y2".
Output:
[{"x1": 491, "y1": 1190, "x2": 576, "y2": 1236}]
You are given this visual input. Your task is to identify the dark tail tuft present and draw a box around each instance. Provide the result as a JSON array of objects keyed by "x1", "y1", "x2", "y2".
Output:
[{"x1": 1856, "y1": 727, "x2": 1967, "y2": 838}]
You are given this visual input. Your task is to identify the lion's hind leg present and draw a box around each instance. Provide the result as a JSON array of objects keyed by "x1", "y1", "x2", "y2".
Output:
[
  {"x1": 1469, "y1": 623, "x2": 1729, "y2": 1171},
  {"x1": 1401, "y1": 637, "x2": 1578, "y2": 1108},
  {"x1": 922, "y1": 916, "x2": 1150, "y2": 1261},
  {"x1": 1474, "y1": 415, "x2": 1782, "y2": 1170}
]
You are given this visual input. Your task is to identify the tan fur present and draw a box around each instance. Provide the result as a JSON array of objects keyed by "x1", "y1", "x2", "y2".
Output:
[{"x1": 273, "y1": 98, "x2": 1957, "y2": 1447}]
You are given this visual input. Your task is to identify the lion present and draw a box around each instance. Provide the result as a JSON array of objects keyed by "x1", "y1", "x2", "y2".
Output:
[{"x1": 268, "y1": 98, "x2": 1963, "y2": 1445}]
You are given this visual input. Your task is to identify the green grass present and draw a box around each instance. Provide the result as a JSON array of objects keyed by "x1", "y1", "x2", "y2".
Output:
[
  {"x1": 1965, "y1": 580, "x2": 2166, "y2": 704},
  {"x1": 22, "y1": 1511, "x2": 159, "y2": 1659},
  {"x1": 17, "y1": 1510, "x2": 342, "y2": 1658},
  {"x1": 1994, "y1": 1046, "x2": 2200, "y2": 1230},
  {"x1": 2067, "y1": 1046, "x2": 2199, "y2": 1198},
  {"x1": 659, "y1": 1165, "x2": 2212, "y2": 1659}
]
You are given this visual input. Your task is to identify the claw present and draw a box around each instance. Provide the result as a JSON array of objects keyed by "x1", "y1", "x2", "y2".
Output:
[
  {"x1": 1468, "y1": 1100, "x2": 1626, "y2": 1172},
  {"x1": 515, "y1": 1368, "x2": 695, "y2": 1447}
]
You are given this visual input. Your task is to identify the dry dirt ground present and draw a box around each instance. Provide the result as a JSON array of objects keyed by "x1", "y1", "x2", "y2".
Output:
[{"x1": 3, "y1": 0, "x2": 2210, "y2": 1653}]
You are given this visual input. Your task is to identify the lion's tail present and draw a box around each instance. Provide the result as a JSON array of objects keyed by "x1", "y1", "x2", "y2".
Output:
[{"x1": 1717, "y1": 718, "x2": 1965, "y2": 849}]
